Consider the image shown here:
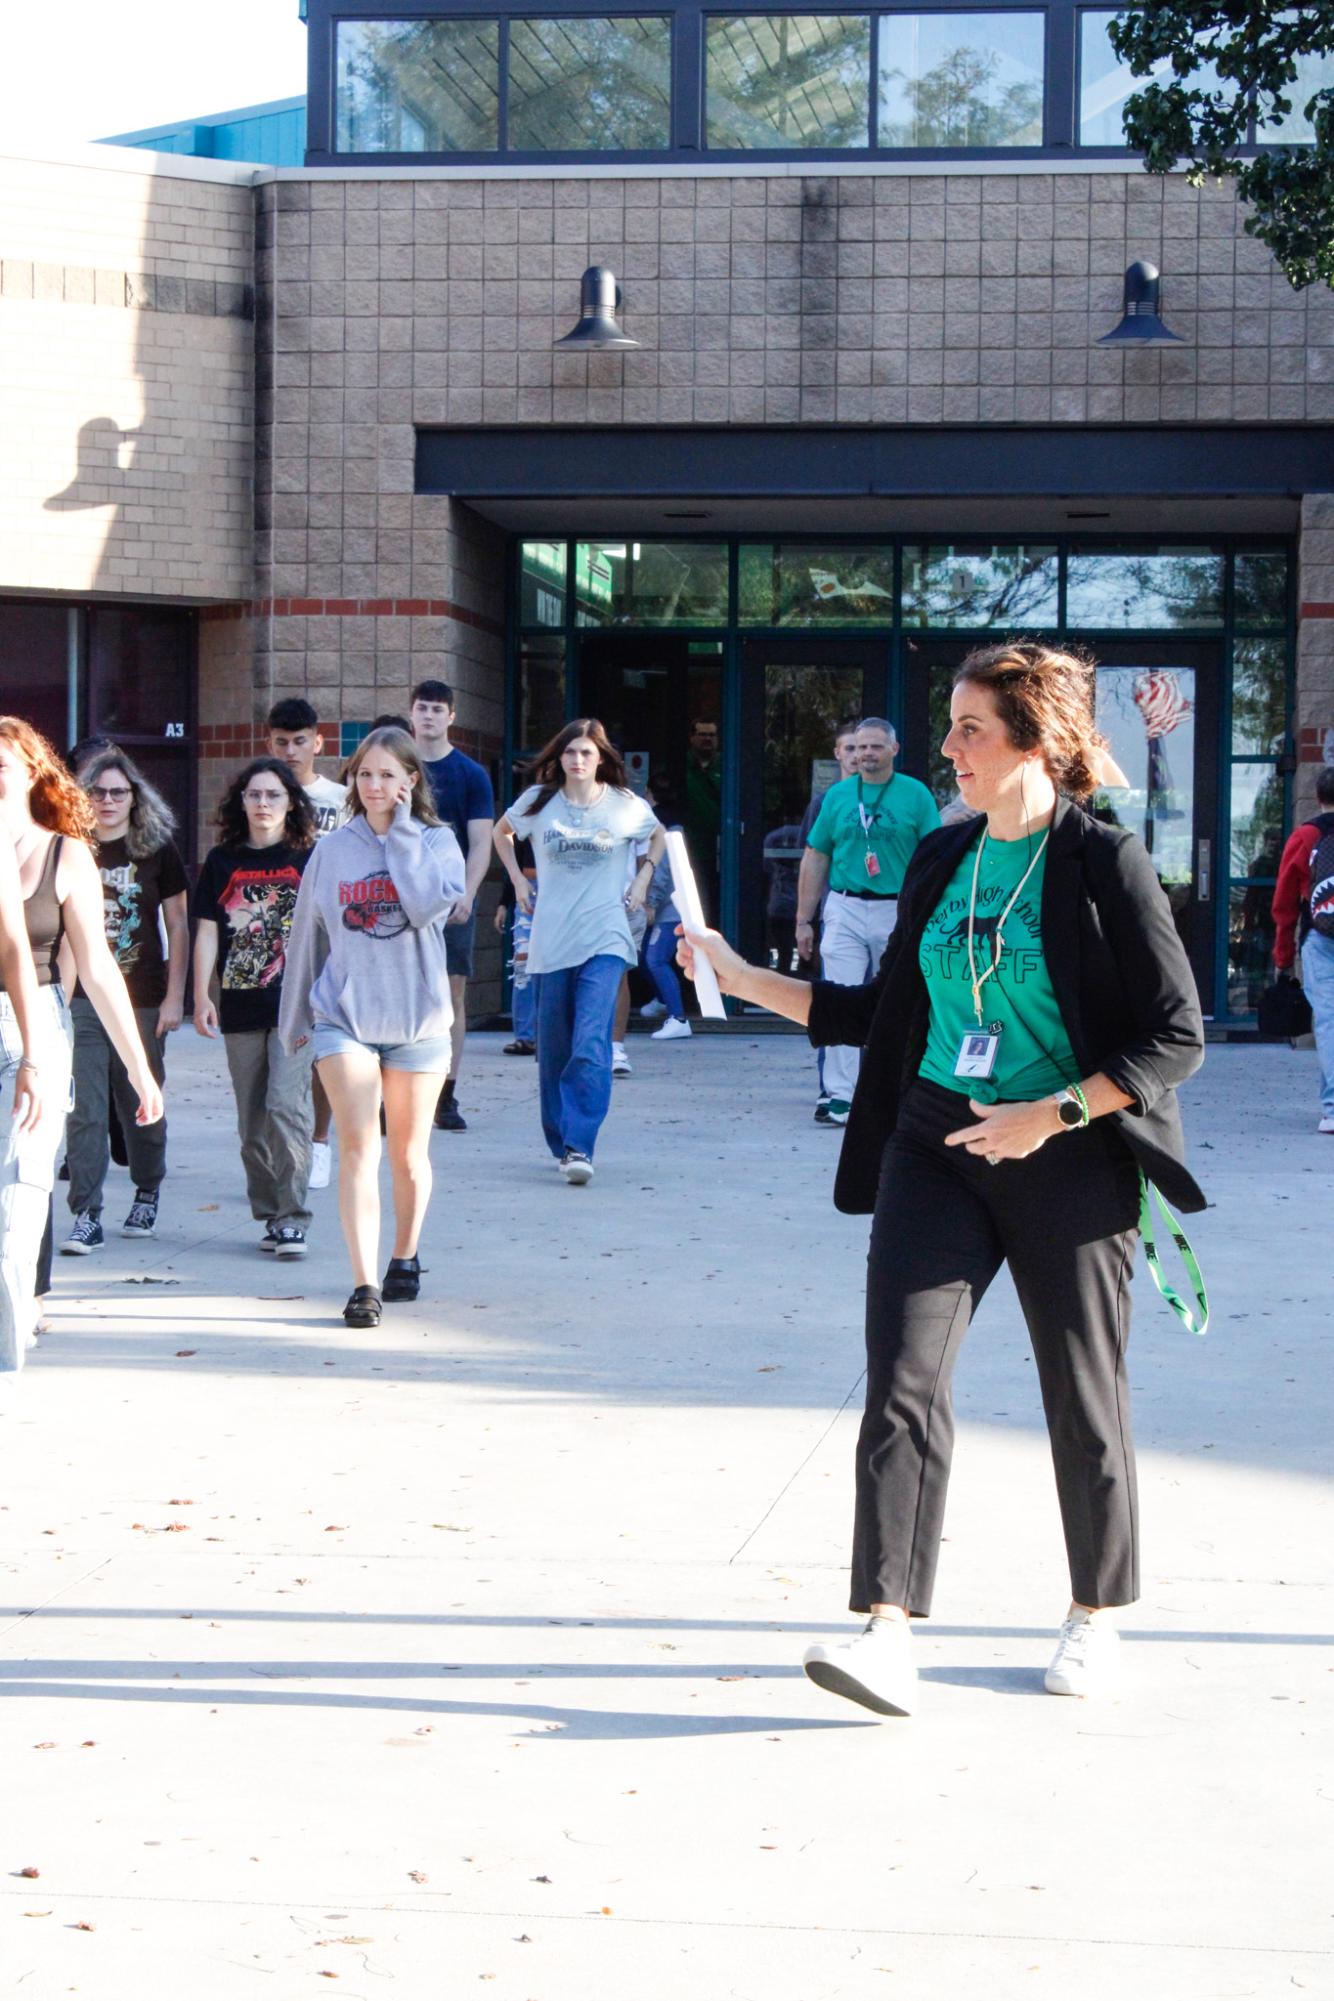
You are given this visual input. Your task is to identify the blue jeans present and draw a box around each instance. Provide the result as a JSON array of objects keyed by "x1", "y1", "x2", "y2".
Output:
[
  {"x1": 1301, "y1": 930, "x2": 1334, "y2": 1117},
  {"x1": 533, "y1": 954, "x2": 624, "y2": 1159},
  {"x1": 645, "y1": 920, "x2": 685, "y2": 1019},
  {"x1": 511, "y1": 899, "x2": 536, "y2": 1042}
]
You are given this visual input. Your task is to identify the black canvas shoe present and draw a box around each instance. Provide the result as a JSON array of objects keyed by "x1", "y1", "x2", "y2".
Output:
[
  {"x1": 62, "y1": 1210, "x2": 104, "y2": 1256},
  {"x1": 122, "y1": 1188, "x2": 160, "y2": 1238}
]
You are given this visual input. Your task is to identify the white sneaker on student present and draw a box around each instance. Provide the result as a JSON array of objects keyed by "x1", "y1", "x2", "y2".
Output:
[
  {"x1": 651, "y1": 1016, "x2": 692, "y2": 1041},
  {"x1": 638, "y1": 999, "x2": 667, "y2": 1020},
  {"x1": 611, "y1": 1044, "x2": 632, "y2": 1077},
  {"x1": 1318, "y1": 1114, "x2": 1334, "y2": 1135},
  {"x1": 802, "y1": 1615, "x2": 916, "y2": 1718},
  {"x1": 308, "y1": 1141, "x2": 332, "y2": 1189},
  {"x1": 1044, "y1": 1606, "x2": 1121, "y2": 1697}
]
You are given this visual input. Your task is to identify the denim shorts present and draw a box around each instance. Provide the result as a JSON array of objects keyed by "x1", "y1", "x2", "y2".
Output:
[
  {"x1": 311, "y1": 1023, "x2": 453, "y2": 1074},
  {"x1": 445, "y1": 910, "x2": 476, "y2": 979}
]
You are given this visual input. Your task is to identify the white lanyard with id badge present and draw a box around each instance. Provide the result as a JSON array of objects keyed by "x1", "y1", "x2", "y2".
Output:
[
  {"x1": 857, "y1": 777, "x2": 891, "y2": 883},
  {"x1": 954, "y1": 828, "x2": 1050, "y2": 1083}
]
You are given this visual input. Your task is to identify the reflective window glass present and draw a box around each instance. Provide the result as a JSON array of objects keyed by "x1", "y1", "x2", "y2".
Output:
[
  {"x1": 520, "y1": 541, "x2": 567, "y2": 629},
  {"x1": 1078, "y1": 11, "x2": 1228, "y2": 147},
  {"x1": 1094, "y1": 665, "x2": 1197, "y2": 904},
  {"x1": 0, "y1": 600, "x2": 70, "y2": 752},
  {"x1": 738, "y1": 543, "x2": 894, "y2": 624},
  {"x1": 1234, "y1": 550, "x2": 1288, "y2": 629},
  {"x1": 1230, "y1": 762, "x2": 1286, "y2": 878},
  {"x1": 516, "y1": 633, "x2": 566, "y2": 756},
  {"x1": 88, "y1": 606, "x2": 192, "y2": 739},
  {"x1": 706, "y1": 16, "x2": 872, "y2": 150},
  {"x1": 902, "y1": 544, "x2": 1058, "y2": 626},
  {"x1": 1231, "y1": 638, "x2": 1289, "y2": 756},
  {"x1": 1065, "y1": 547, "x2": 1225, "y2": 628},
  {"x1": 1257, "y1": 19, "x2": 1334, "y2": 143},
  {"x1": 574, "y1": 543, "x2": 729, "y2": 626},
  {"x1": 880, "y1": 11, "x2": 1044, "y2": 148},
  {"x1": 1227, "y1": 882, "x2": 1277, "y2": 1016},
  {"x1": 509, "y1": 18, "x2": 672, "y2": 151},
  {"x1": 335, "y1": 19, "x2": 500, "y2": 153}
]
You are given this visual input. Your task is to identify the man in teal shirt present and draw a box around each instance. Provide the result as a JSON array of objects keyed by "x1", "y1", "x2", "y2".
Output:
[{"x1": 797, "y1": 718, "x2": 940, "y2": 1124}]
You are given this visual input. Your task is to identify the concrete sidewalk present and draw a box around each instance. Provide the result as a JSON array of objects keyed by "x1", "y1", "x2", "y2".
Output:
[{"x1": 2, "y1": 1029, "x2": 1330, "y2": 1999}]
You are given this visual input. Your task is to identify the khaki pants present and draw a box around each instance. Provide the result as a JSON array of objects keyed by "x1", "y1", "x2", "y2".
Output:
[{"x1": 223, "y1": 1028, "x2": 313, "y2": 1228}]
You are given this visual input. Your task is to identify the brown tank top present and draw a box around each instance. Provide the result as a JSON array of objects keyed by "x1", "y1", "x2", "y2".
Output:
[{"x1": 21, "y1": 835, "x2": 65, "y2": 988}]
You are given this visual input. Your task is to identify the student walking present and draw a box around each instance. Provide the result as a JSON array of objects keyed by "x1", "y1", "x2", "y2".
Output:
[
  {"x1": 279, "y1": 726, "x2": 465, "y2": 1327},
  {"x1": 642, "y1": 773, "x2": 691, "y2": 1042},
  {"x1": 266, "y1": 697, "x2": 348, "y2": 1188},
  {"x1": 681, "y1": 644, "x2": 1206, "y2": 1715},
  {"x1": 1271, "y1": 763, "x2": 1334, "y2": 1133},
  {"x1": 410, "y1": 680, "x2": 495, "y2": 1133},
  {"x1": 1, "y1": 719, "x2": 163, "y2": 1389},
  {"x1": 63, "y1": 747, "x2": 187, "y2": 1253},
  {"x1": 494, "y1": 720, "x2": 664, "y2": 1185},
  {"x1": 193, "y1": 760, "x2": 316, "y2": 1259}
]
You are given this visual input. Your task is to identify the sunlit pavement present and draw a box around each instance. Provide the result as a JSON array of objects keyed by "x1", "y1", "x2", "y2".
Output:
[{"x1": 2, "y1": 1028, "x2": 1330, "y2": 1999}]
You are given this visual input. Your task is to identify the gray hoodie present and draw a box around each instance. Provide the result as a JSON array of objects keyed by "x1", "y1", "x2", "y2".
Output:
[{"x1": 278, "y1": 806, "x2": 465, "y2": 1052}]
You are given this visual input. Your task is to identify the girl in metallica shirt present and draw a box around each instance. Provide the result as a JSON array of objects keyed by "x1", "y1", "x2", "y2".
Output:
[{"x1": 280, "y1": 727, "x2": 464, "y2": 1327}]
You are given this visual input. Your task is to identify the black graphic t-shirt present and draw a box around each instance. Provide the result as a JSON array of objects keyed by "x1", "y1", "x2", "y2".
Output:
[
  {"x1": 81, "y1": 836, "x2": 188, "y2": 1010},
  {"x1": 193, "y1": 842, "x2": 311, "y2": 1034}
]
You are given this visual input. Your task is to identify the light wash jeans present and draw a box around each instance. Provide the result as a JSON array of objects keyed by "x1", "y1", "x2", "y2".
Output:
[
  {"x1": 1, "y1": 986, "x2": 73, "y2": 1382},
  {"x1": 511, "y1": 896, "x2": 536, "y2": 1042},
  {"x1": 1301, "y1": 930, "x2": 1334, "y2": 1118},
  {"x1": 819, "y1": 891, "x2": 899, "y2": 1103},
  {"x1": 533, "y1": 954, "x2": 624, "y2": 1159},
  {"x1": 645, "y1": 918, "x2": 686, "y2": 1019}
]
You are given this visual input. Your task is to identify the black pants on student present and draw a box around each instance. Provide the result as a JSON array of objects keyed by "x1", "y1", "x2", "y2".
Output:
[{"x1": 853, "y1": 1077, "x2": 1142, "y2": 1618}]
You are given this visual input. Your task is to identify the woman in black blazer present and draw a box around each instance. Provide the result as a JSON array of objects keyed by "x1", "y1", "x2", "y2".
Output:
[{"x1": 681, "y1": 643, "x2": 1205, "y2": 1718}]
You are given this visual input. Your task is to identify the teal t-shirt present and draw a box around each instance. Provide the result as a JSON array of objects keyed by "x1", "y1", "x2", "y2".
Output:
[
  {"x1": 807, "y1": 772, "x2": 941, "y2": 895},
  {"x1": 918, "y1": 827, "x2": 1079, "y2": 1104}
]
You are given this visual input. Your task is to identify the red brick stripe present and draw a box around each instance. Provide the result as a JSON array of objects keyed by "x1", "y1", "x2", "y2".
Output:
[
  {"x1": 1300, "y1": 602, "x2": 1334, "y2": 619},
  {"x1": 200, "y1": 597, "x2": 502, "y2": 637}
]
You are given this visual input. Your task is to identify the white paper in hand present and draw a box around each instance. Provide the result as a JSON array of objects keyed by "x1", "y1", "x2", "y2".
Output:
[{"x1": 664, "y1": 829, "x2": 727, "y2": 1019}]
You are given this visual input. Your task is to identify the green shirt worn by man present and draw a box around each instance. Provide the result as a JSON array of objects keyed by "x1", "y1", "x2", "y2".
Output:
[
  {"x1": 806, "y1": 772, "x2": 941, "y2": 896},
  {"x1": 918, "y1": 826, "x2": 1079, "y2": 1104}
]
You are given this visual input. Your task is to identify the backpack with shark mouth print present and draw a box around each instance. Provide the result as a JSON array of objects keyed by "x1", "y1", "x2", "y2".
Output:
[{"x1": 1308, "y1": 812, "x2": 1334, "y2": 941}]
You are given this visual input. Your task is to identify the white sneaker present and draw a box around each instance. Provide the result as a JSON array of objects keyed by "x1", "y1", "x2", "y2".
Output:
[
  {"x1": 611, "y1": 1044, "x2": 632, "y2": 1077},
  {"x1": 560, "y1": 1149, "x2": 594, "y2": 1186},
  {"x1": 802, "y1": 1616, "x2": 916, "y2": 1718},
  {"x1": 308, "y1": 1141, "x2": 332, "y2": 1189},
  {"x1": 1044, "y1": 1606, "x2": 1121, "y2": 1697},
  {"x1": 638, "y1": 999, "x2": 667, "y2": 1020},
  {"x1": 1318, "y1": 1115, "x2": 1334, "y2": 1135},
  {"x1": 651, "y1": 1016, "x2": 692, "y2": 1041}
]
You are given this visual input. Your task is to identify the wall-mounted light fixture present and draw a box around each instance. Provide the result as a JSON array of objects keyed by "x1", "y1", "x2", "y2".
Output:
[
  {"x1": 1097, "y1": 260, "x2": 1183, "y2": 347},
  {"x1": 554, "y1": 266, "x2": 639, "y2": 351}
]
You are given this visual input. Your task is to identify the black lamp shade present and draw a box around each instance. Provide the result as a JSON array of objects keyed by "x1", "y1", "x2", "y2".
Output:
[
  {"x1": 554, "y1": 265, "x2": 639, "y2": 350},
  {"x1": 1097, "y1": 259, "x2": 1183, "y2": 347}
]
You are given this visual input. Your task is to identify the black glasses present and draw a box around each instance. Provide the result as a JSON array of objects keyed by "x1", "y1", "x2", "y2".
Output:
[{"x1": 89, "y1": 786, "x2": 132, "y2": 802}]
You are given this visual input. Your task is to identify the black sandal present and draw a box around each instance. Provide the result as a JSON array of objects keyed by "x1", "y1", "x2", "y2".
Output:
[
  {"x1": 343, "y1": 1284, "x2": 382, "y2": 1327},
  {"x1": 382, "y1": 1256, "x2": 421, "y2": 1303}
]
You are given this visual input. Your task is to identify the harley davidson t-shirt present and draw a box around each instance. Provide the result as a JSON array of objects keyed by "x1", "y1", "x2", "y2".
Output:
[{"x1": 508, "y1": 785, "x2": 658, "y2": 975}]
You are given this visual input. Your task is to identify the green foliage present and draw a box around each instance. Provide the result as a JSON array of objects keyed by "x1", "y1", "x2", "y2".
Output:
[{"x1": 1109, "y1": 3, "x2": 1334, "y2": 290}]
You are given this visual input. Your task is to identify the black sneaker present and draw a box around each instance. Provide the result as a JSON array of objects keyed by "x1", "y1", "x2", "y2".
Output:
[
  {"x1": 62, "y1": 1211, "x2": 104, "y2": 1256},
  {"x1": 273, "y1": 1225, "x2": 307, "y2": 1259},
  {"x1": 382, "y1": 1255, "x2": 421, "y2": 1302},
  {"x1": 559, "y1": 1149, "x2": 594, "y2": 1186},
  {"x1": 259, "y1": 1223, "x2": 282, "y2": 1253},
  {"x1": 814, "y1": 1096, "x2": 833, "y2": 1125},
  {"x1": 434, "y1": 1081, "x2": 467, "y2": 1132},
  {"x1": 122, "y1": 1188, "x2": 159, "y2": 1239}
]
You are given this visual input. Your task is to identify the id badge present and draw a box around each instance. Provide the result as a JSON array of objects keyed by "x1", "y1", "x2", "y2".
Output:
[
  {"x1": 954, "y1": 1027, "x2": 1000, "y2": 1080},
  {"x1": 864, "y1": 849, "x2": 881, "y2": 880}
]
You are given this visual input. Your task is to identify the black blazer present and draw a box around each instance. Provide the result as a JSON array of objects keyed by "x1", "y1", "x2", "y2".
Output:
[{"x1": 808, "y1": 798, "x2": 1208, "y2": 1216}]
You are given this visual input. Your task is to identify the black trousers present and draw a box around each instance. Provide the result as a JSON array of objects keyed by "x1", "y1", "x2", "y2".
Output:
[{"x1": 853, "y1": 1078, "x2": 1142, "y2": 1618}]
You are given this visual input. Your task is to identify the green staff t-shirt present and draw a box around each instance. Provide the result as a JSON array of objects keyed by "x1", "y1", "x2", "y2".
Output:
[
  {"x1": 918, "y1": 827, "x2": 1079, "y2": 1103},
  {"x1": 806, "y1": 772, "x2": 941, "y2": 895}
]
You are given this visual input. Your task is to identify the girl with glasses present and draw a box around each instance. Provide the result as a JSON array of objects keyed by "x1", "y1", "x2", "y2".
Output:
[
  {"x1": 192, "y1": 760, "x2": 316, "y2": 1259},
  {"x1": 62, "y1": 748, "x2": 188, "y2": 1254}
]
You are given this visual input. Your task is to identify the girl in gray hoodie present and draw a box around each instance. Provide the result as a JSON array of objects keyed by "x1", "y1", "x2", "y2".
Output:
[{"x1": 280, "y1": 727, "x2": 465, "y2": 1327}]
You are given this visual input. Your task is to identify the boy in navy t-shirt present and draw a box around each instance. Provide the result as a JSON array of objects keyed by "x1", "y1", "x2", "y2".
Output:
[{"x1": 409, "y1": 678, "x2": 496, "y2": 1131}]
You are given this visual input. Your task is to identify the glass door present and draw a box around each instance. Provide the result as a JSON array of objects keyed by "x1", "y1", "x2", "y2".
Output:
[{"x1": 737, "y1": 637, "x2": 881, "y2": 970}]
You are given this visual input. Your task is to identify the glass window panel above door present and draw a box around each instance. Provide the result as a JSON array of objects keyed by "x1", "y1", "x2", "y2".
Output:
[
  {"x1": 706, "y1": 15, "x2": 872, "y2": 149},
  {"x1": 1065, "y1": 547, "x2": 1225, "y2": 628},
  {"x1": 1229, "y1": 762, "x2": 1285, "y2": 877},
  {"x1": 335, "y1": 19, "x2": 500, "y2": 153},
  {"x1": 1233, "y1": 550, "x2": 1288, "y2": 629},
  {"x1": 738, "y1": 543, "x2": 894, "y2": 624},
  {"x1": 508, "y1": 18, "x2": 673, "y2": 151},
  {"x1": 1231, "y1": 638, "x2": 1288, "y2": 755},
  {"x1": 515, "y1": 633, "x2": 566, "y2": 758},
  {"x1": 901, "y1": 543, "x2": 1058, "y2": 626},
  {"x1": 1078, "y1": 10, "x2": 1231, "y2": 148},
  {"x1": 879, "y1": 11, "x2": 1045, "y2": 148},
  {"x1": 519, "y1": 540, "x2": 567, "y2": 629},
  {"x1": 573, "y1": 543, "x2": 729, "y2": 625}
]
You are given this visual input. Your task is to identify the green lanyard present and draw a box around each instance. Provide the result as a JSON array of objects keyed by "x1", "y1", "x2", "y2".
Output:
[{"x1": 1138, "y1": 1174, "x2": 1210, "y2": 1337}]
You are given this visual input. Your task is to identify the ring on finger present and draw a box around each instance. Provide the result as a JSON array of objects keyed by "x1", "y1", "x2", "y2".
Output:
[{"x1": 985, "y1": 1151, "x2": 1001, "y2": 1167}]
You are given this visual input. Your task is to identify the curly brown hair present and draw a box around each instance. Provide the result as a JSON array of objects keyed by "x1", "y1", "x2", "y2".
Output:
[
  {"x1": 214, "y1": 758, "x2": 316, "y2": 851},
  {"x1": 0, "y1": 716, "x2": 96, "y2": 840},
  {"x1": 953, "y1": 643, "x2": 1109, "y2": 802}
]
